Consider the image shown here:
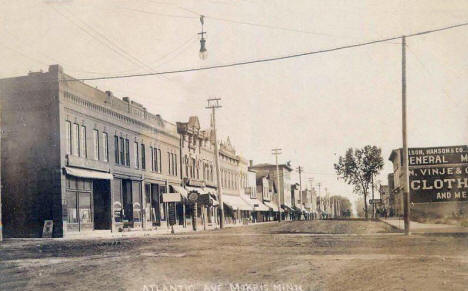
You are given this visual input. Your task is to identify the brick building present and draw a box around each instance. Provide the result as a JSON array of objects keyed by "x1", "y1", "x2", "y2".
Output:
[{"x1": 0, "y1": 65, "x2": 184, "y2": 237}]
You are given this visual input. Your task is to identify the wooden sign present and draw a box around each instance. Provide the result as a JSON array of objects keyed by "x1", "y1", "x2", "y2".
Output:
[
  {"x1": 162, "y1": 193, "x2": 181, "y2": 202},
  {"x1": 42, "y1": 220, "x2": 53, "y2": 238}
]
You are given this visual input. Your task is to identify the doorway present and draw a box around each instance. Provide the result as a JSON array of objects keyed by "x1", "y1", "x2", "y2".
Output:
[
  {"x1": 93, "y1": 180, "x2": 111, "y2": 230},
  {"x1": 122, "y1": 179, "x2": 133, "y2": 222}
]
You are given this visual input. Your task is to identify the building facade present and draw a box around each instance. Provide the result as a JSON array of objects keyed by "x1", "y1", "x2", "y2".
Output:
[
  {"x1": 389, "y1": 146, "x2": 468, "y2": 220},
  {"x1": 249, "y1": 163, "x2": 293, "y2": 220},
  {"x1": 218, "y1": 138, "x2": 252, "y2": 224},
  {"x1": 177, "y1": 116, "x2": 218, "y2": 230},
  {"x1": 0, "y1": 65, "x2": 185, "y2": 237}
]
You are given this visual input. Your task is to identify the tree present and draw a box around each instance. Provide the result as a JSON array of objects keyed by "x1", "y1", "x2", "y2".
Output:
[{"x1": 334, "y1": 146, "x2": 384, "y2": 219}]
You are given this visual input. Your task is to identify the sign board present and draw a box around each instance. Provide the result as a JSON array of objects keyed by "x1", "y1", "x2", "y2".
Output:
[
  {"x1": 42, "y1": 220, "x2": 53, "y2": 238},
  {"x1": 162, "y1": 193, "x2": 181, "y2": 203},
  {"x1": 410, "y1": 165, "x2": 468, "y2": 203},
  {"x1": 187, "y1": 191, "x2": 199, "y2": 203},
  {"x1": 369, "y1": 199, "x2": 382, "y2": 204},
  {"x1": 168, "y1": 203, "x2": 176, "y2": 226},
  {"x1": 408, "y1": 145, "x2": 468, "y2": 166},
  {"x1": 185, "y1": 178, "x2": 206, "y2": 187},
  {"x1": 408, "y1": 146, "x2": 468, "y2": 203},
  {"x1": 198, "y1": 194, "x2": 213, "y2": 206}
]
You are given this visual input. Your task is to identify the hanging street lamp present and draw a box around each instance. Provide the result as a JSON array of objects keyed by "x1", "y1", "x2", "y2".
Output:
[{"x1": 198, "y1": 15, "x2": 207, "y2": 60}]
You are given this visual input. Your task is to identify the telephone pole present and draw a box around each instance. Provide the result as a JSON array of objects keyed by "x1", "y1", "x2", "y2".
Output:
[
  {"x1": 401, "y1": 36, "x2": 411, "y2": 235},
  {"x1": 272, "y1": 148, "x2": 282, "y2": 222},
  {"x1": 206, "y1": 98, "x2": 224, "y2": 228},
  {"x1": 371, "y1": 174, "x2": 375, "y2": 219},
  {"x1": 296, "y1": 166, "x2": 303, "y2": 219}
]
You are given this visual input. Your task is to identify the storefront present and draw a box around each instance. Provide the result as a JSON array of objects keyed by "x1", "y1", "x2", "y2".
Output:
[
  {"x1": 242, "y1": 196, "x2": 269, "y2": 222},
  {"x1": 222, "y1": 195, "x2": 253, "y2": 224},
  {"x1": 184, "y1": 186, "x2": 218, "y2": 230},
  {"x1": 111, "y1": 175, "x2": 143, "y2": 231},
  {"x1": 263, "y1": 201, "x2": 279, "y2": 221},
  {"x1": 63, "y1": 167, "x2": 113, "y2": 233}
]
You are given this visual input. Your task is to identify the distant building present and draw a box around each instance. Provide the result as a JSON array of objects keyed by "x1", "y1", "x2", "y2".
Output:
[
  {"x1": 389, "y1": 145, "x2": 468, "y2": 219},
  {"x1": 249, "y1": 163, "x2": 293, "y2": 220}
]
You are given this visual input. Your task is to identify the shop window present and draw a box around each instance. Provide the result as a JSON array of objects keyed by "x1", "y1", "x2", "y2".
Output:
[
  {"x1": 67, "y1": 190, "x2": 78, "y2": 224},
  {"x1": 79, "y1": 192, "x2": 92, "y2": 224}
]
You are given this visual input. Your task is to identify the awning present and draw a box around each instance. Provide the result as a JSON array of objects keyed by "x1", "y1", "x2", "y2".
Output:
[
  {"x1": 282, "y1": 204, "x2": 293, "y2": 212},
  {"x1": 242, "y1": 197, "x2": 270, "y2": 212},
  {"x1": 222, "y1": 195, "x2": 253, "y2": 211},
  {"x1": 65, "y1": 167, "x2": 113, "y2": 180},
  {"x1": 171, "y1": 185, "x2": 188, "y2": 199},
  {"x1": 263, "y1": 201, "x2": 279, "y2": 212},
  {"x1": 292, "y1": 206, "x2": 302, "y2": 213}
]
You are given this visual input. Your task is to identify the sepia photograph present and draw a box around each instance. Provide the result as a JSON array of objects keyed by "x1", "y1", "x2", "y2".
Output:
[{"x1": 0, "y1": 1, "x2": 467, "y2": 290}]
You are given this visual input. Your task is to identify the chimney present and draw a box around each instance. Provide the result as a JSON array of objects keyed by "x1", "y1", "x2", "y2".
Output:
[
  {"x1": 105, "y1": 91, "x2": 113, "y2": 104},
  {"x1": 249, "y1": 160, "x2": 253, "y2": 167}
]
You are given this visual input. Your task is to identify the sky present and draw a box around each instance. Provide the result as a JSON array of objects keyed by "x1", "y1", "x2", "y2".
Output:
[{"x1": 1, "y1": 0, "x2": 468, "y2": 210}]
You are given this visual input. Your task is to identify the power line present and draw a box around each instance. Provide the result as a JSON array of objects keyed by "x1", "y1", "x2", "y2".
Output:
[
  {"x1": 128, "y1": 2, "x2": 342, "y2": 38},
  {"x1": 60, "y1": 21, "x2": 468, "y2": 82},
  {"x1": 50, "y1": 5, "x2": 154, "y2": 73}
]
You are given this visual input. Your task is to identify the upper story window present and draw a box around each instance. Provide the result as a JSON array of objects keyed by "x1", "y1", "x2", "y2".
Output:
[
  {"x1": 80, "y1": 126, "x2": 87, "y2": 158},
  {"x1": 93, "y1": 129, "x2": 99, "y2": 161},
  {"x1": 65, "y1": 121, "x2": 72, "y2": 155},
  {"x1": 102, "y1": 132, "x2": 108, "y2": 162},
  {"x1": 168, "y1": 152, "x2": 177, "y2": 176},
  {"x1": 134, "y1": 142, "x2": 139, "y2": 169},
  {"x1": 125, "y1": 139, "x2": 130, "y2": 167},
  {"x1": 168, "y1": 152, "x2": 172, "y2": 175},
  {"x1": 72, "y1": 123, "x2": 79, "y2": 156},
  {"x1": 114, "y1": 136, "x2": 119, "y2": 164},
  {"x1": 151, "y1": 147, "x2": 162, "y2": 173},
  {"x1": 119, "y1": 137, "x2": 125, "y2": 165},
  {"x1": 141, "y1": 144, "x2": 146, "y2": 170}
]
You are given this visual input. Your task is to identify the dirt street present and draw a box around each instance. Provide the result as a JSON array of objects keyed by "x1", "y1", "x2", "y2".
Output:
[{"x1": 0, "y1": 220, "x2": 467, "y2": 291}]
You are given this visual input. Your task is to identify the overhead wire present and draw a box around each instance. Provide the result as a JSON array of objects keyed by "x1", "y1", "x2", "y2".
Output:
[{"x1": 59, "y1": 21, "x2": 468, "y2": 82}]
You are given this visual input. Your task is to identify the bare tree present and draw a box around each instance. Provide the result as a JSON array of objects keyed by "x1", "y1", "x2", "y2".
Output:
[{"x1": 334, "y1": 146, "x2": 384, "y2": 219}]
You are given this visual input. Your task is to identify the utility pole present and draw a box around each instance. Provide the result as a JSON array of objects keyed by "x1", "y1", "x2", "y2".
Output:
[
  {"x1": 401, "y1": 36, "x2": 411, "y2": 235},
  {"x1": 272, "y1": 148, "x2": 282, "y2": 222},
  {"x1": 0, "y1": 102, "x2": 2, "y2": 242},
  {"x1": 371, "y1": 174, "x2": 375, "y2": 219},
  {"x1": 206, "y1": 98, "x2": 224, "y2": 228},
  {"x1": 296, "y1": 166, "x2": 303, "y2": 220}
]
